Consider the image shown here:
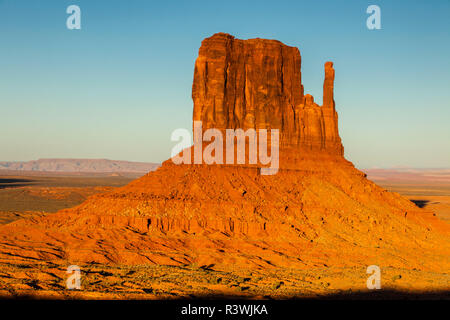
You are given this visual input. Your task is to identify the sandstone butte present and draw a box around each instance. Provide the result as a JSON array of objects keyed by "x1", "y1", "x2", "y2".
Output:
[{"x1": 0, "y1": 33, "x2": 449, "y2": 299}]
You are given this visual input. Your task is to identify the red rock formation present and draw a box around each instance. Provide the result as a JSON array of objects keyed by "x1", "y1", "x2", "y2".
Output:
[
  {"x1": 0, "y1": 33, "x2": 449, "y2": 298},
  {"x1": 192, "y1": 33, "x2": 342, "y2": 156}
]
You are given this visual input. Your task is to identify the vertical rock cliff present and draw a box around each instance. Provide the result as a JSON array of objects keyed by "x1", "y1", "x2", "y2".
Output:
[{"x1": 192, "y1": 33, "x2": 343, "y2": 156}]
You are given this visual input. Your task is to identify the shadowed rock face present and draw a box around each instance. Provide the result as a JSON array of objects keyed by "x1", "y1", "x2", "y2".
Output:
[{"x1": 192, "y1": 33, "x2": 343, "y2": 155}]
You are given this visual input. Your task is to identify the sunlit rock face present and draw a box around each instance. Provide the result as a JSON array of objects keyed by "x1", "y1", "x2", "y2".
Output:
[
  {"x1": 0, "y1": 33, "x2": 449, "y2": 299},
  {"x1": 192, "y1": 33, "x2": 343, "y2": 156}
]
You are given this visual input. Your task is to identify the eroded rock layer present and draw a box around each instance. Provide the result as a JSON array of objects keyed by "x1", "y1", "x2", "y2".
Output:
[
  {"x1": 0, "y1": 34, "x2": 449, "y2": 298},
  {"x1": 192, "y1": 33, "x2": 343, "y2": 155}
]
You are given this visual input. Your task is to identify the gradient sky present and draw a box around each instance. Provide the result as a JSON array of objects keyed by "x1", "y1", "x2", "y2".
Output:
[{"x1": 1, "y1": 0, "x2": 449, "y2": 168}]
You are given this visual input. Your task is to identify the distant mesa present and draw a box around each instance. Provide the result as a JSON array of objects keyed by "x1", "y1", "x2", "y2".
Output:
[{"x1": 0, "y1": 159, "x2": 160, "y2": 174}]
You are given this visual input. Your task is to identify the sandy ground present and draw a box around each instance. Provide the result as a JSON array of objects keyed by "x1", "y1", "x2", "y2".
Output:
[
  {"x1": 0, "y1": 171, "x2": 448, "y2": 300},
  {"x1": 1, "y1": 263, "x2": 448, "y2": 299}
]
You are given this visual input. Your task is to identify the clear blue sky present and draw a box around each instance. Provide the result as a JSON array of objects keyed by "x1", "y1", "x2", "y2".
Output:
[{"x1": 1, "y1": 0, "x2": 449, "y2": 168}]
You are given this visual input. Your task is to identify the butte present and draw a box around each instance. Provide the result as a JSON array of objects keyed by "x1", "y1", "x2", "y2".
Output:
[{"x1": 0, "y1": 33, "x2": 449, "y2": 296}]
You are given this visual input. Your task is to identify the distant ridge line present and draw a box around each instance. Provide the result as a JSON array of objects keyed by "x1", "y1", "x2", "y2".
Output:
[{"x1": 0, "y1": 159, "x2": 160, "y2": 173}]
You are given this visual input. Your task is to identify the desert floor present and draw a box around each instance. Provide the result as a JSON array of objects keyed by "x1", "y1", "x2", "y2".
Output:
[
  {"x1": 372, "y1": 181, "x2": 450, "y2": 224},
  {"x1": 0, "y1": 171, "x2": 448, "y2": 299},
  {"x1": 0, "y1": 172, "x2": 135, "y2": 224}
]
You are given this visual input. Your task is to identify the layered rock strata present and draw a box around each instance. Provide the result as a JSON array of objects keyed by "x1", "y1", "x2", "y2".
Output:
[
  {"x1": 0, "y1": 34, "x2": 449, "y2": 298},
  {"x1": 192, "y1": 33, "x2": 343, "y2": 156}
]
